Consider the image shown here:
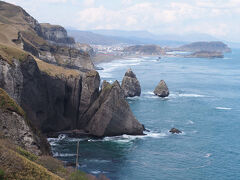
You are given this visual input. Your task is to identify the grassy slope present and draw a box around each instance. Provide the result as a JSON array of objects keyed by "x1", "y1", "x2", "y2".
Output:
[
  {"x1": 0, "y1": 43, "x2": 29, "y2": 64},
  {"x1": 0, "y1": 88, "x2": 25, "y2": 116},
  {"x1": 35, "y1": 57, "x2": 81, "y2": 78},
  {"x1": 0, "y1": 135, "x2": 89, "y2": 180}
]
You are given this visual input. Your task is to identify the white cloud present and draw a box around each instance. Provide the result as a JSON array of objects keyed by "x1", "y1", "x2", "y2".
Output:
[{"x1": 83, "y1": 0, "x2": 95, "y2": 7}]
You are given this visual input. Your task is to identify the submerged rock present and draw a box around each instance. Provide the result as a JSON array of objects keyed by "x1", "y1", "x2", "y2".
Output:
[
  {"x1": 83, "y1": 80, "x2": 144, "y2": 137},
  {"x1": 154, "y1": 80, "x2": 169, "y2": 97},
  {"x1": 121, "y1": 68, "x2": 141, "y2": 97},
  {"x1": 169, "y1": 128, "x2": 182, "y2": 134}
]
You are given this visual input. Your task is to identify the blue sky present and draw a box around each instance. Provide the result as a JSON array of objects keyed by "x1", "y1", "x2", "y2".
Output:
[{"x1": 5, "y1": 0, "x2": 240, "y2": 42}]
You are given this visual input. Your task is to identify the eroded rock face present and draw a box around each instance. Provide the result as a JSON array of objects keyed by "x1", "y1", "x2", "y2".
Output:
[
  {"x1": 0, "y1": 110, "x2": 50, "y2": 155},
  {"x1": 40, "y1": 23, "x2": 75, "y2": 44},
  {"x1": 78, "y1": 70, "x2": 100, "y2": 128},
  {"x1": 84, "y1": 80, "x2": 144, "y2": 137},
  {"x1": 121, "y1": 69, "x2": 141, "y2": 97},
  {"x1": 0, "y1": 88, "x2": 50, "y2": 156},
  {"x1": 0, "y1": 59, "x2": 23, "y2": 104},
  {"x1": 154, "y1": 80, "x2": 169, "y2": 97},
  {"x1": 0, "y1": 56, "x2": 100, "y2": 134}
]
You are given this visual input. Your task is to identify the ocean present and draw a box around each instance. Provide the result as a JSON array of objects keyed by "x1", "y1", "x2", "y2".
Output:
[{"x1": 48, "y1": 49, "x2": 240, "y2": 180}]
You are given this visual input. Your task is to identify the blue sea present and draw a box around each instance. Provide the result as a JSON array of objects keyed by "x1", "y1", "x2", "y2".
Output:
[{"x1": 49, "y1": 50, "x2": 240, "y2": 180}]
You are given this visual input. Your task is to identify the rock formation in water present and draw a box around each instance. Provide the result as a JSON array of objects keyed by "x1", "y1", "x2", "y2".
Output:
[
  {"x1": 121, "y1": 68, "x2": 141, "y2": 97},
  {"x1": 169, "y1": 128, "x2": 182, "y2": 134},
  {"x1": 154, "y1": 80, "x2": 169, "y2": 97},
  {"x1": 84, "y1": 80, "x2": 144, "y2": 137}
]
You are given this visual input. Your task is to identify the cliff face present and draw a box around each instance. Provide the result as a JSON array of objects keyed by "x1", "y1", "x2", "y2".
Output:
[
  {"x1": 85, "y1": 81, "x2": 144, "y2": 137},
  {"x1": 0, "y1": 52, "x2": 84, "y2": 133},
  {"x1": 40, "y1": 23, "x2": 75, "y2": 44},
  {"x1": 0, "y1": 45, "x2": 143, "y2": 137},
  {"x1": 0, "y1": 88, "x2": 50, "y2": 155}
]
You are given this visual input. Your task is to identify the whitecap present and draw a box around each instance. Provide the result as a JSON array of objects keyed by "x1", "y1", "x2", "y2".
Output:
[
  {"x1": 90, "y1": 170, "x2": 101, "y2": 174},
  {"x1": 178, "y1": 93, "x2": 206, "y2": 97},
  {"x1": 126, "y1": 96, "x2": 140, "y2": 100},
  {"x1": 204, "y1": 153, "x2": 212, "y2": 158},
  {"x1": 87, "y1": 159, "x2": 111, "y2": 163},
  {"x1": 87, "y1": 130, "x2": 168, "y2": 143},
  {"x1": 53, "y1": 152, "x2": 76, "y2": 157},
  {"x1": 187, "y1": 120, "x2": 194, "y2": 125},
  {"x1": 215, "y1": 107, "x2": 232, "y2": 110},
  {"x1": 143, "y1": 91, "x2": 154, "y2": 95},
  {"x1": 58, "y1": 134, "x2": 67, "y2": 140}
]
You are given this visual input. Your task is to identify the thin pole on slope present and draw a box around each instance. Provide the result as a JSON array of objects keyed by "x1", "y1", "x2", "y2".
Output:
[{"x1": 76, "y1": 140, "x2": 79, "y2": 170}]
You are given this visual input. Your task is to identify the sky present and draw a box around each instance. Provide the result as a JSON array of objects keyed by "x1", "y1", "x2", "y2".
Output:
[{"x1": 4, "y1": 0, "x2": 240, "y2": 42}]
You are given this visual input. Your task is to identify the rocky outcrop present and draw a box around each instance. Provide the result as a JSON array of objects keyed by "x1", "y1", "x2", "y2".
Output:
[
  {"x1": 40, "y1": 23, "x2": 75, "y2": 44},
  {"x1": 185, "y1": 51, "x2": 224, "y2": 58},
  {"x1": 169, "y1": 128, "x2": 182, "y2": 134},
  {"x1": 121, "y1": 69, "x2": 141, "y2": 97},
  {"x1": 0, "y1": 88, "x2": 50, "y2": 155},
  {"x1": 178, "y1": 41, "x2": 231, "y2": 53},
  {"x1": 154, "y1": 80, "x2": 169, "y2": 97},
  {"x1": 83, "y1": 80, "x2": 144, "y2": 137}
]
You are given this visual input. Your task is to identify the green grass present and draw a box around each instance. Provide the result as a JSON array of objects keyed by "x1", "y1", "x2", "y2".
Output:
[
  {"x1": 0, "y1": 169, "x2": 5, "y2": 180},
  {"x1": 0, "y1": 88, "x2": 25, "y2": 117},
  {"x1": 17, "y1": 147, "x2": 38, "y2": 162}
]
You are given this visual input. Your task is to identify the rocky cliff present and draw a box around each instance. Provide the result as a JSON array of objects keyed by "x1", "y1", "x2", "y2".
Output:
[
  {"x1": 0, "y1": 88, "x2": 50, "y2": 155},
  {"x1": 121, "y1": 69, "x2": 141, "y2": 97},
  {"x1": 84, "y1": 81, "x2": 144, "y2": 137},
  {"x1": 0, "y1": 41, "x2": 143, "y2": 137},
  {"x1": 40, "y1": 23, "x2": 75, "y2": 44}
]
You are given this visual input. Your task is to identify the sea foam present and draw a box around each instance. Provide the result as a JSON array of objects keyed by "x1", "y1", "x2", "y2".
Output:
[{"x1": 215, "y1": 107, "x2": 232, "y2": 110}]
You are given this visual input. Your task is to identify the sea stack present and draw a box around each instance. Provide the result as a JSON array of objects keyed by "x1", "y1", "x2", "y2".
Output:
[
  {"x1": 121, "y1": 68, "x2": 141, "y2": 97},
  {"x1": 84, "y1": 80, "x2": 144, "y2": 137},
  {"x1": 154, "y1": 80, "x2": 169, "y2": 97}
]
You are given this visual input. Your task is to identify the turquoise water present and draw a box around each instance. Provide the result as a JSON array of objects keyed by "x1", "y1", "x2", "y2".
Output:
[{"x1": 49, "y1": 49, "x2": 240, "y2": 180}]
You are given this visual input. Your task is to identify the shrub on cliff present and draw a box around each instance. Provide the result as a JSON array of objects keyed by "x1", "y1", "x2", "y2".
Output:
[{"x1": 0, "y1": 169, "x2": 5, "y2": 180}]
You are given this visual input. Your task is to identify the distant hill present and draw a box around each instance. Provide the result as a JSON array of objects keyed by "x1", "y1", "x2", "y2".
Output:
[
  {"x1": 67, "y1": 30, "x2": 141, "y2": 45},
  {"x1": 90, "y1": 30, "x2": 220, "y2": 46},
  {"x1": 68, "y1": 29, "x2": 188, "y2": 46},
  {"x1": 178, "y1": 41, "x2": 231, "y2": 53}
]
